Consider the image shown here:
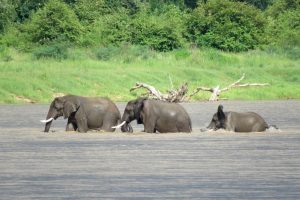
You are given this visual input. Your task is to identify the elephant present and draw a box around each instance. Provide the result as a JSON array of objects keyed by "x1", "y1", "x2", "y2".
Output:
[
  {"x1": 206, "y1": 105, "x2": 269, "y2": 132},
  {"x1": 41, "y1": 95, "x2": 121, "y2": 133},
  {"x1": 116, "y1": 98, "x2": 192, "y2": 133}
]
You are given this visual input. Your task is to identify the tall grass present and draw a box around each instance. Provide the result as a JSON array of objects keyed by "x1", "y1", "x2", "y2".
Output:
[{"x1": 0, "y1": 46, "x2": 299, "y2": 104}]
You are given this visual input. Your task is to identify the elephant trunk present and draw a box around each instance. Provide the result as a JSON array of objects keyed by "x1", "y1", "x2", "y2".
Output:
[
  {"x1": 120, "y1": 114, "x2": 133, "y2": 132},
  {"x1": 121, "y1": 122, "x2": 133, "y2": 133},
  {"x1": 44, "y1": 105, "x2": 56, "y2": 132}
]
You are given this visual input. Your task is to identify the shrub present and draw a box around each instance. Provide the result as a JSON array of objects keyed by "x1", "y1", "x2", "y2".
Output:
[
  {"x1": 33, "y1": 43, "x2": 68, "y2": 60},
  {"x1": 24, "y1": 0, "x2": 83, "y2": 44},
  {"x1": 130, "y1": 5, "x2": 185, "y2": 51},
  {"x1": 185, "y1": 0, "x2": 267, "y2": 51},
  {"x1": 94, "y1": 44, "x2": 153, "y2": 62},
  {"x1": 0, "y1": 25, "x2": 33, "y2": 51},
  {"x1": 96, "y1": 9, "x2": 132, "y2": 46},
  {"x1": 73, "y1": 0, "x2": 106, "y2": 25},
  {"x1": 0, "y1": 0, "x2": 17, "y2": 33},
  {"x1": 265, "y1": 1, "x2": 300, "y2": 48},
  {"x1": 94, "y1": 46, "x2": 121, "y2": 61},
  {"x1": 265, "y1": 0, "x2": 300, "y2": 18},
  {"x1": 0, "y1": 46, "x2": 13, "y2": 61}
]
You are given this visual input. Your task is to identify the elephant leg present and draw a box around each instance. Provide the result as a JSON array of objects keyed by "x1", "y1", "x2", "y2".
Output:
[
  {"x1": 75, "y1": 107, "x2": 88, "y2": 133},
  {"x1": 142, "y1": 114, "x2": 156, "y2": 133},
  {"x1": 143, "y1": 120, "x2": 156, "y2": 133},
  {"x1": 66, "y1": 118, "x2": 77, "y2": 131},
  {"x1": 101, "y1": 114, "x2": 118, "y2": 132},
  {"x1": 75, "y1": 116, "x2": 88, "y2": 133},
  {"x1": 66, "y1": 123, "x2": 74, "y2": 131}
]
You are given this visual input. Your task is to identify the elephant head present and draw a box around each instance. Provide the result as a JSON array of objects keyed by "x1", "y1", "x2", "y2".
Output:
[
  {"x1": 43, "y1": 96, "x2": 79, "y2": 132},
  {"x1": 207, "y1": 105, "x2": 226, "y2": 130},
  {"x1": 118, "y1": 97, "x2": 147, "y2": 132}
]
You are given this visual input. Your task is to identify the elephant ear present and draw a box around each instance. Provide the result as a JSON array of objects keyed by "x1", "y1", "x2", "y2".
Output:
[
  {"x1": 217, "y1": 105, "x2": 226, "y2": 127},
  {"x1": 54, "y1": 97, "x2": 65, "y2": 110},
  {"x1": 134, "y1": 98, "x2": 146, "y2": 124},
  {"x1": 63, "y1": 101, "x2": 77, "y2": 119}
]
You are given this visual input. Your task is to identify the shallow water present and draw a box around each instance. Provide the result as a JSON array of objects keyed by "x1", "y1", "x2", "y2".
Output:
[{"x1": 0, "y1": 101, "x2": 300, "y2": 199}]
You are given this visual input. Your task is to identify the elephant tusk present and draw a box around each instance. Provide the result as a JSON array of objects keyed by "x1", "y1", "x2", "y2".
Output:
[
  {"x1": 112, "y1": 121, "x2": 126, "y2": 129},
  {"x1": 40, "y1": 118, "x2": 54, "y2": 123}
]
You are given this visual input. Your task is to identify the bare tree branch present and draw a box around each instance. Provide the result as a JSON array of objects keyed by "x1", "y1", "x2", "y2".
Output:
[
  {"x1": 189, "y1": 74, "x2": 270, "y2": 101},
  {"x1": 129, "y1": 74, "x2": 270, "y2": 102},
  {"x1": 130, "y1": 82, "x2": 188, "y2": 102},
  {"x1": 130, "y1": 82, "x2": 164, "y2": 100}
]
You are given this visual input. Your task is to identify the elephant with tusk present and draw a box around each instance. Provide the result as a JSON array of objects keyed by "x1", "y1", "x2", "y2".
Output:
[
  {"x1": 114, "y1": 97, "x2": 192, "y2": 133},
  {"x1": 41, "y1": 95, "x2": 121, "y2": 133}
]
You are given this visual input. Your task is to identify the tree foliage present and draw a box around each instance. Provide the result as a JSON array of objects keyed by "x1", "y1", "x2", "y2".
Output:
[
  {"x1": 0, "y1": 0, "x2": 17, "y2": 32},
  {"x1": 24, "y1": 0, "x2": 83, "y2": 44},
  {"x1": 265, "y1": 0, "x2": 300, "y2": 47},
  {"x1": 186, "y1": 0, "x2": 267, "y2": 51},
  {"x1": 73, "y1": 0, "x2": 106, "y2": 25},
  {"x1": 130, "y1": 5, "x2": 185, "y2": 51},
  {"x1": 232, "y1": 0, "x2": 275, "y2": 10},
  {"x1": 1, "y1": 0, "x2": 299, "y2": 52}
]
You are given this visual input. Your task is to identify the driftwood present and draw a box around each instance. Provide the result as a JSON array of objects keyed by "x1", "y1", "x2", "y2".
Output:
[
  {"x1": 130, "y1": 82, "x2": 188, "y2": 103},
  {"x1": 130, "y1": 74, "x2": 269, "y2": 102},
  {"x1": 189, "y1": 73, "x2": 270, "y2": 101}
]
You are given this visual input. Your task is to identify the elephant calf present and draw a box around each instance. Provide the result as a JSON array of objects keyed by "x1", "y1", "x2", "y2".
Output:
[
  {"x1": 41, "y1": 95, "x2": 121, "y2": 133},
  {"x1": 115, "y1": 98, "x2": 192, "y2": 133},
  {"x1": 206, "y1": 105, "x2": 270, "y2": 132}
]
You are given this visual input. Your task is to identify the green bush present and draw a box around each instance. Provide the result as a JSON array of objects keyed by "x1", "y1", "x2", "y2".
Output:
[
  {"x1": 96, "y1": 9, "x2": 132, "y2": 46},
  {"x1": 265, "y1": 0, "x2": 300, "y2": 48},
  {"x1": 130, "y1": 5, "x2": 185, "y2": 51},
  {"x1": 0, "y1": 46, "x2": 13, "y2": 61},
  {"x1": 33, "y1": 43, "x2": 68, "y2": 60},
  {"x1": 186, "y1": 0, "x2": 267, "y2": 51},
  {"x1": 94, "y1": 46, "x2": 121, "y2": 61},
  {"x1": 94, "y1": 44, "x2": 153, "y2": 62},
  {"x1": 0, "y1": 0, "x2": 17, "y2": 33},
  {"x1": 73, "y1": 0, "x2": 106, "y2": 25},
  {"x1": 0, "y1": 25, "x2": 34, "y2": 51},
  {"x1": 265, "y1": 0, "x2": 300, "y2": 18},
  {"x1": 15, "y1": 0, "x2": 48, "y2": 22},
  {"x1": 24, "y1": 0, "x2": 83, "y2": 44}
]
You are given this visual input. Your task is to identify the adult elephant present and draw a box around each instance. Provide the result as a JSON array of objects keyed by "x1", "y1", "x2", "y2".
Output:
[
  {"x1": 206, "y1": 105, "x2": 270, "y2": 132},
  {"x1": 116, "y1": 98, "x2": 192, "y2": 133},
  {"x1": 41, "y1": 95, "x2": 121, "y2": 133}
]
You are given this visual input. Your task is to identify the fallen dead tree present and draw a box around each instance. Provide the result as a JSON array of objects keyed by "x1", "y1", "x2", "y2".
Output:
[
  {"x1": 188, "y1": 73, "x2": 270, "y2": 101},
  {"x1": 130, "y1": 74, "x2": 270, "y2": 102},
  {"x1": 130, "y1": 82, "x2": 188, "y2": 103}
]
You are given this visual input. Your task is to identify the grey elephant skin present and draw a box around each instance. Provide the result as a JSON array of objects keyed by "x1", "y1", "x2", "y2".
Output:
[
  {"x1": 120, "y1": 98, "x2": 192, "y2": 133},
  {"x1": 207, "y1": 105, "x2": 269, "y2": 132},
  {"x1": 44, "y1": 95, "x2": 121, "y2": 133}
]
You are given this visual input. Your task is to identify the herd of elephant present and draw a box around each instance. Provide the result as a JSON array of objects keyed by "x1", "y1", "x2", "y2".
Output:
[{"x1": 41, "y1": 95, "x2": 274, "y2": 133}]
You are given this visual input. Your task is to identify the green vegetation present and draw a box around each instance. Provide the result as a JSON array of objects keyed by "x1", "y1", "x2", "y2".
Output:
[
  {"x1": 1, "y1": 0, "x2": 299, "y2": 51},
  {"x1": 0, "y1": 0, "x2": 299, "y2": 103},
  {"x1": 0, "y1": 46, "x2": 299, "y2": 104}
]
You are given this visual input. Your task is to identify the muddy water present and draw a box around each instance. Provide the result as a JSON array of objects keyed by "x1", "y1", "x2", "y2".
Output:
[{"x1": 0, "y1": 101, "x2": 299, "y2": 199}]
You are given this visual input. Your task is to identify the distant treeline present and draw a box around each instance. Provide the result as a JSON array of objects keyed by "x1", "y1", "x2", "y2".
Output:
[{"x1": 1, "y1": 0, "x2": 299, "y2": 52}]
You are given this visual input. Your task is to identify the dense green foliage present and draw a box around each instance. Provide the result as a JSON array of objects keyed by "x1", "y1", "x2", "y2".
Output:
[
  {"x1": 186, "y1": 0, "x2": 267, "y2": 51},
  {"x1": 265, "y1": 0, "x2": 300, "y2": 49},
  {"x1": 23, "y1": 0, "x2": 83, "y2": 44},
  {"x1": 0, "y1": 0, "x2": 299, "y2": 52},
  {"x1": 0, "y1": 0, "x2": 17, "y2": 33}
]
